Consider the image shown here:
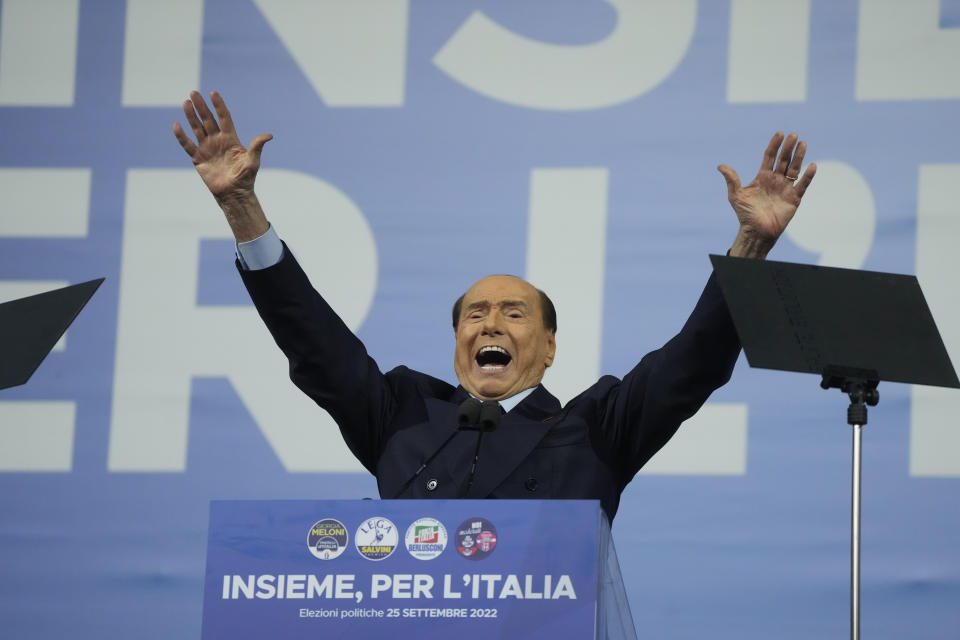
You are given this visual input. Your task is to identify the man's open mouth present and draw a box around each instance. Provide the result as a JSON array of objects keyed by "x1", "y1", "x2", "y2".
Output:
[{"x1": 476, "y1": 345, "x2": 512, "y2": 370}]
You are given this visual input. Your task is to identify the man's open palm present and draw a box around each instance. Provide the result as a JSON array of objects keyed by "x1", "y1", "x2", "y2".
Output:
[
  {"x1": 718, "y1": 132, "x2": 817, "y2": 248},
  {"x1": 172, "y1": 90, "x2": 272, "y2": 201}
]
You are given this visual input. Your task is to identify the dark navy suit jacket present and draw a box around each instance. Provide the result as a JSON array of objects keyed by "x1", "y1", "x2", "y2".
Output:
[{"x1": 239, "y1": 246, "x2": 741, "y2": 521}]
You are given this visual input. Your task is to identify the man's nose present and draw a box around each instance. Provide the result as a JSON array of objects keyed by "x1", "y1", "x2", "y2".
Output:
[{"x1": 481, "y1": 311, "x2": 504, "y2": 334}]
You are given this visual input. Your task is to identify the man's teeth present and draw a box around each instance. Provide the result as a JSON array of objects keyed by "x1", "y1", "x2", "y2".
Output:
[{"x1": 477, "y1": 345, "x2": 510, "y2": 369}]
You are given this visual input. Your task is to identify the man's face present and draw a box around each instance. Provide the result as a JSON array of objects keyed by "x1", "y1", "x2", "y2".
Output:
[{"x1": 454, "y1": 275, "x2": 556, "y2": 401}]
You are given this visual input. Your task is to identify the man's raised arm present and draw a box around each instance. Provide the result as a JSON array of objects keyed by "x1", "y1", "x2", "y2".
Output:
[
  {"x1": 173, "y1": 91, "x2": 398, "y2": 472},
  {"x1": 600, "y1": 132, "x2": 818, "y2": 481},
  {"x1": 173, "y1": 90, "x2": 274, "y2": 244}
]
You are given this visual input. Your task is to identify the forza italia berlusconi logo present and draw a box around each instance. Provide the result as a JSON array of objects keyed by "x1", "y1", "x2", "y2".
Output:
[{"x1": 404, "y1": 517, "x2": 448, "y2": 560}]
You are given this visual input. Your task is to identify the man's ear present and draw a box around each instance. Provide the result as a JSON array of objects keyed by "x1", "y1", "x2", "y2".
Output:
[{"x1": 543, "y1": 332, "x2": 556, "y2": 368}]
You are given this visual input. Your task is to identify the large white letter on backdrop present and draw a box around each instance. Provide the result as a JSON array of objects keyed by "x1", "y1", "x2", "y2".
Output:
[
  {"x1": 0, "y1": 278, "x2": 72, "y2": 472},
  {"x1": 109, "y1": 169, "x2": 376, "y2": 472},
  {"x1": 783, "y1": 161, "x2": 876, "y2": 269},
  {"x1": 0, "y1": 0, "x2": 79, "y2": 106},
  {"x1": 726, "y1": 0, "x2": 811, "y2": 103},
  {"x1": 433, "y1": 0, "x2": 696, "y2": 110},
  {"x1": 0, "y1": 168, "x2": 91, "y2": 471},
  {"x1": 857, "y1": 0, "x2": 960, "y2": 100},
  {"x1": 122, "y1": 0, "x2": 204, "y2": 106},
  {"x1": 252, "y1": 0, "x2": 409, "y2": 106},
  {"x1": 123, "y1": 0, "x2": 409, "y2": 107},
  {"x1": 911, "y1": 164, "x2": 960, "y2": 477},
  {"x1": 524, "y1": 167, "x2": 747, "y2": 475},
  {"x1": 525, "y1": 168, "x2": 608, "y2": 406}
]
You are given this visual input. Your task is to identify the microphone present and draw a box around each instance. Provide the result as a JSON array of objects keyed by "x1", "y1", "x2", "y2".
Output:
[
  {"x1": 463, "y1": 400, "x2": 501, "y2": 497},
  {"x1": 457, "y1": 397, "x2": 482, "y2": 429},
  {"x1": 391, "y1": 397, "x2": 483, "y2": 499},
  {"x1": 477, "y1": 399, "x2": 502, "y2": 432}
]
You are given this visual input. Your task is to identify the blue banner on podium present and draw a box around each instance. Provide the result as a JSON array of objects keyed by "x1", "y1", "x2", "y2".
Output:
[{"x1": 202, "y1": 500, "x2": 624, "y2": 639}]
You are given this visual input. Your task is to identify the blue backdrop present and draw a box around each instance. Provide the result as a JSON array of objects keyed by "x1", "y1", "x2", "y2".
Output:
[{"x1": 1, "y1": 1, "x2": 958, "y2": 638}]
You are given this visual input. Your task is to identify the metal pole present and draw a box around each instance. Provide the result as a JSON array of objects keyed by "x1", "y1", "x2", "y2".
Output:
[
  {"x1": 822, "y1": 375, "x2": 876, "y2": 640},
  {"x1": 851, "y1": 422, "x2": 863, "y2": 640}
]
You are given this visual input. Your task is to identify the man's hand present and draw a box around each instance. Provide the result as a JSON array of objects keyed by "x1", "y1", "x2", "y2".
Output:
[
  {"x1": 718, "y1": 132, "x2": 816, "y2": 259},
  {"x1": 173, "y1": 91, "x2": 273, "y2": 242}
]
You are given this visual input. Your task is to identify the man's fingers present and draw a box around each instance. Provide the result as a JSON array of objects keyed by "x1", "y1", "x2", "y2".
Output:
[
  {"x1": 794, "y1": 162, "x2": 817, "y2": 198},
  {"x1": 787, "y1": 139, "x2": 806, "y2": 178},
  {"x1": 774, "y1": 133, "x2": 798, "y2": 175},
  {"x1": 761, "y1": 132, "x2": 784, "y2": 172},
  {"x1": 182, "y1": 98, "x2": 205, "y2": 141},
  {"x1": 787, "y1": 141, "x2": 806, "y2": 178},
  {"x1": 210, "y1": 91, "x2": 235, "y2": 135},
  {"x1": 717, "y1": 165, "x2": 741, "y2": 199},
  {"x1": 247, "y1": 133, "x2": 273, "y2": 161},
  {"x1": 172, "y1": 122, "x2": 197, "y2": 157},
  {"x1": 190, "y1": 90, "x2": 220, "y2": 135}
]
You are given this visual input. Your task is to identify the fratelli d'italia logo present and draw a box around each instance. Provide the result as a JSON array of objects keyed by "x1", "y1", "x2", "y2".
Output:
[
  {"x1": 307, "y1": 518, "x2": 348, "y2": 560},
  {"x1": 355, "y1": 517, "x2": 398, "y2": 561},
  {"x1": 404, "y1": 517, "x2": 448, "y2": 560}
]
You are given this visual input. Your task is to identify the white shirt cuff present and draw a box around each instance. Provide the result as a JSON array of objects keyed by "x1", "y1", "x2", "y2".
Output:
[{"x1": 236, "y1": 224, "x2": 283, "y2": 270}]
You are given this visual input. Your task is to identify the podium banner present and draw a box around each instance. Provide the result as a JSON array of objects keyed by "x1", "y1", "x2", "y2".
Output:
[{"x1": 202, "y1": 500, "x2": 604, "y2": 639}]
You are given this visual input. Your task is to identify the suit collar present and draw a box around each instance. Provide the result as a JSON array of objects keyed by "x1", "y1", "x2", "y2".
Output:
[
  {"x1": 449, "y1": 384, "x2": 561, "y2": 417},
  {"x1": 511, "y1": 384, "x2": 561, "y2": 420},
  {"x1": 424, "y1": 385, "x2": 561, "y2": 498}
]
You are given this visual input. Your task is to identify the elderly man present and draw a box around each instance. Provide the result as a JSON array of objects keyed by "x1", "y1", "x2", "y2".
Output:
[{"x1": 174, "y1": 91, "x2": 815, "y2": 521}]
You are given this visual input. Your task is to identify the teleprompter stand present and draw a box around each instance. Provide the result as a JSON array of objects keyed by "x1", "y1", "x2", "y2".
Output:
[
  {"x1": 709, "y1": 255, "x2": 959, "y2": 640},
  {"x1": 0, "y1": 278, "x2": 103, "y2": 390}
]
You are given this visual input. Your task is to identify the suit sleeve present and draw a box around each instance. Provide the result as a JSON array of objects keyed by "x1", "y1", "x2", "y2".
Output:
[
  {"x1": 596, "y1": 271, "x2": 742, "y2": 488},
  {"x1": 237, "y1": 243, "x2": 394, "y2": 473}
]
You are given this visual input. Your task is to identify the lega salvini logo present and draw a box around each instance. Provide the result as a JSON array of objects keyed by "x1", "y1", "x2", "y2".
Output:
[{"x1": 354, "y1": 517, "x2": 400, "y2": 561}]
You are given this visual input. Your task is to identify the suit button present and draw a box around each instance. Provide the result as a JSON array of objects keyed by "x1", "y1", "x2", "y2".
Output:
[
  {"x1": 426, "y1": 478, "x2": 439, "y2": 491},
  {"x1": 524, "y1": 477, "x2": 538, "y2": 492}
]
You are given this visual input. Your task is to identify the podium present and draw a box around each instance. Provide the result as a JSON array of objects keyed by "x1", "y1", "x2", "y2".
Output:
[{"x1": 202, "y1": 500, "x2": 636, "y2": 639}]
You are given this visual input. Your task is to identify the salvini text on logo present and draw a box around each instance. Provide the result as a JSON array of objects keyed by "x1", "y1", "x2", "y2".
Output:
[{"x1": 221, "y1": 573, "x2": 576, "y2": 600}]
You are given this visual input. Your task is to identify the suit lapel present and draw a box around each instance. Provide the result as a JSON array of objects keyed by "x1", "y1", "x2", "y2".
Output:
[
  {"x1": 423, "y1": 391, "x2": 476, "y2": 491},
  {"x1": 425, "y1": 386, "x2": 561, "y2": 498}
]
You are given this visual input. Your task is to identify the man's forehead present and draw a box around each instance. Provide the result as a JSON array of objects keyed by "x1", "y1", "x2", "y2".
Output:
[{"x1": 462, "y1": 275, "x2": 538, "y2": 304}]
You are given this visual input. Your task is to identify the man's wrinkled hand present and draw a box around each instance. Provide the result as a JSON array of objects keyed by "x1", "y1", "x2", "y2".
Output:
[
  {"x1": 718, "y1": 132, "x2": 817, "y2": 259},
  {"x1": 172, "y1": 91, "x2": 273, "y2": 242}
]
